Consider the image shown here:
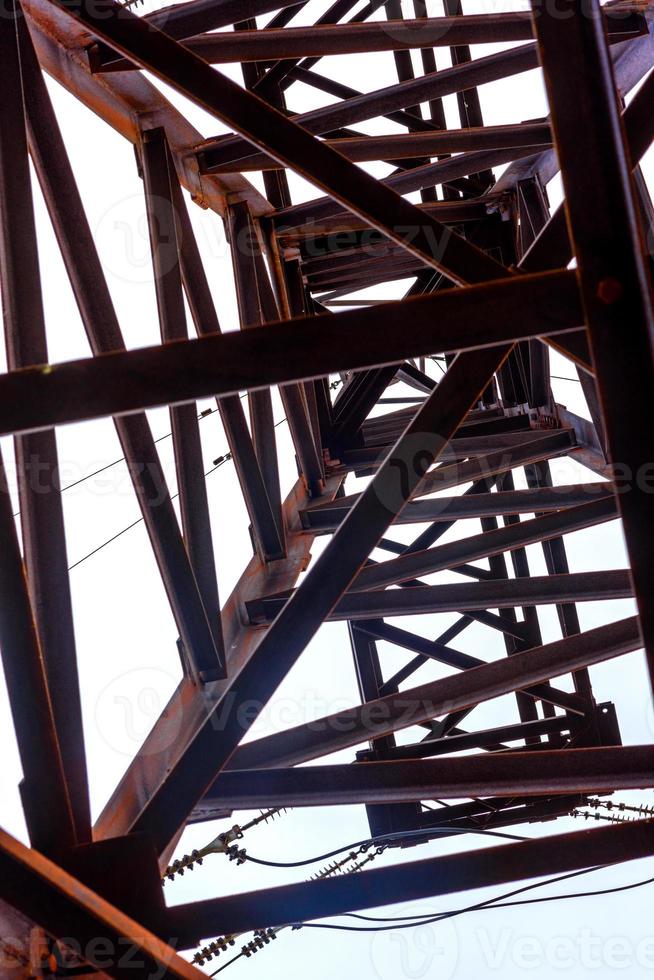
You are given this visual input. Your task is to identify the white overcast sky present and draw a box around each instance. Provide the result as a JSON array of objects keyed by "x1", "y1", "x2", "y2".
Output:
[{"x1": 2, "y1": 0, "x2": 654, "y2": 977}]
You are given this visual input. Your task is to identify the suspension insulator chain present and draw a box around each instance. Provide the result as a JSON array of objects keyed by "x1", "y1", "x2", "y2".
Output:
[
  {"x1": 570, "y1": 808, "x2": 634, "y2": 825},
  {"x1": 192, "y1": 936, "x2": 237, "y2": 966},
  {"x1": 242, "y1": 929, "x2": 279, "y2": 958},
  {"x1": 586, "y1": 797, "x2": 654, "y2": 817},
  {"x1": 310, "y1": 851, "x2": 358, "y2": 880},
  {"x1": 163, "y1": 808, "x2": 287, "y2": 881}
]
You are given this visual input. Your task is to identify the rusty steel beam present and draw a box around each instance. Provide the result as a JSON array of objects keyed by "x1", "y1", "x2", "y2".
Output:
[
  {"x1": 167, "y1": 154, "x2": 286, "y2": 561},
  {"x1": 192, "y1": 745, "x2": 654, "y2": 810},
  {"x1": 369, "y1": 715, "x2": 582, "y2": 760},
  {"x1": 94, "y1": 7, "x2": 645, "y2": 69},
  {"x1": 532, "y1": 0, "x2": 654, "y2": 690},
  {"x1": 0, "y1": 270, "x2": 582, "y2": 437},
  {"x1": 55, "y1": 0, "x2": 510, "y2": 287},
  {"x1": 0, "y1": 827, "x2": 201, "y2": 980},
  {"x1": 340, "y1": 429, "x2": 576, "y2": 468},
  {"x1": 417, "y1": 793, "x2": 588, "y2": 833},
  {"x1": 21, "y1": 0, "x2": 270, "y2": 217},
  {"x1": 0, "y1": 453, "x2": 76, "y2": 855},
  {"x1": 189, "y1": 719, "x2": 584, "y2": 821},
  {"x1": 205, "y1": 615, "x2": 641, "y2": 773},
  {"x1": 19, "y1": 28, "x2": 225, "y2": 687},
  {"x1": 0, "y1": 2, "x2": 90, "y2": 845},
  {"x1": 167, "y1": 818, "x2": 654, "y2": 941},
  {"x1": 348, "y1": 496, "x2": 618, "y2": 592},
  {"x1": 141, "y1": 126, "x2": 226, "y2": 680},
  {"x1": 274, "y1": 197, "x2": 492, "y2": 241},
  {"x1": 98, "y1": 346, "x2": 511, "y2": 852},
  {"x1": 249, "y1": 569, "x2": 634, "y2": 623},
  {"x1": 301, "y1": 481, "x2": 612, "y2": 534},
  {"x1": 209, "y1": 122, "x2": 552, "y2": 172}
]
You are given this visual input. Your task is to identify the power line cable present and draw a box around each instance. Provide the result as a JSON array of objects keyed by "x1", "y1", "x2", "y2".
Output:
[
  {"x1": 62, "y1": 410, "x2": 218, "y2": 492},
  {"x1": 327, "y1": 866, "x2": 603, "y2": 925},
  {"x1": 67, "y1": 413, "x2": 287, "y2": 570},
  {"x1": 206, "y1": 863, "x2": 654, "y2": 974},
  {"x1": 298, "y1": 867, "x2": 654, "y2": 933},
  {"x1": 241, "y1": 825, "x2": 528, "y2": 870},
  {"x1": 9, "y1": 403, "x2": 226, "y2": 517}
]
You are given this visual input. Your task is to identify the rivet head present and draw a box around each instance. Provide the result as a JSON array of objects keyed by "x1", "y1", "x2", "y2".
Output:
[{"x1": 596, "y1": 277, "x2": 623, "y2": 305}]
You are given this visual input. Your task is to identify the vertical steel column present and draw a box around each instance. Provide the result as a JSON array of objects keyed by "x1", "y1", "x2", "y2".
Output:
[
  {"x1": 531, "y1": 0, "x2": 654, "y2": 688},
  {"x1": 0, "y1": 2, "x2": 90, "y2": 843},
  {"x1": 238, "y1": 17, "x2": 293, "y2": 211},
  {"x1": 18, "y1": 22, "x2": 222, "y2": 685},
  {"x1": 349, "y1": 621, "x2": 419, "y2": 835},
  {"x1": 141, "y1": 127, "x2": 225, "y2": 680},
  {"x1": 497, "y1": 468, "x2": 561, "y2": 738},
  {"x1": 0, "y1": 453, "x2": 75, "y2": 854},
  {"x1": 479, "y1": 505, "x2": 542, "y2": 741},
  {"x1": 525, "y1": 459, "x2": 595, "y2": 708},
  {"x1": 166, "y1": 176, "x2": 286, "y2": 561},
  {"x1": 227, "y1": 201, "x2": 285, "y2": 543},
  {"x1": 228, "y1": 201, "x2": 323, "y2": 498},
  {"x1": 263, "y1": 225, "x2": 326, "y2": 473},
  {"x1": 516, "y1": 177, "x2": 551, "y2": 408},
  {"x1": 384, "y1": 0, "x2": 436, "y2": 202},
  {"x1": 443, "y1": 0, "x2": 494, "y2": 189},
  {"x1": 130, "y1": 345, "x2": 512, "y2": 852},
  {"x1": 410, "y1": 3, "x2": 461, "y2": 201}
]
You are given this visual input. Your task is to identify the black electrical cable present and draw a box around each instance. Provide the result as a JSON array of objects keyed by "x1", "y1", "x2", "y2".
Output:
[
  {"x1": 66, "y1": 414, "x2": 287, "y2": 569},
  {"x1": 61, "y1": 408, "x2": 219, "y2": 492},
  {"x1": 204, "y1": 865, "x2": 654, "y2": 975},
  {"x1": 9, "y1": 402, "x2": 226, "y2": 517},
  {"x1": 298, "y1": 867, "x2": 654, "y2": 933},
  {"x1": 67, "y1": 515, "x2": 146, "y2": 570},
  {"x1": 470, "y1": 872, "x2": 654, "y2": 912},
  {"x1": 67, "y1": 458, "x2": 225, "y2": 570},
  {"x1": 210, "y1": 951, "x2": 245, "y2": 976},
  {"x1": 242, "y1": 825, "x2": 528, "y2": 870},
  {"x1": 338, "y1": 866, "x2": 604, "y2": 923}
]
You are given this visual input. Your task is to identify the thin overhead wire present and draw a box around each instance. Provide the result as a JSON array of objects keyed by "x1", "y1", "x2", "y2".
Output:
[
  {"x1": 67, "y1": 413, "x2": 287, "y2": 570},
  {"x1": 242, "y1": 825, "x2": 529, "y2": 869},
  {"x1": 205, "y1": 865, "x2": 654, "y2": 975},
  {"x1": 9, "y1": 402, "x2": 224, "y2": 517},
  {"x1": 300, "y1": 868, "x2": 654, "y2": 933}
]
